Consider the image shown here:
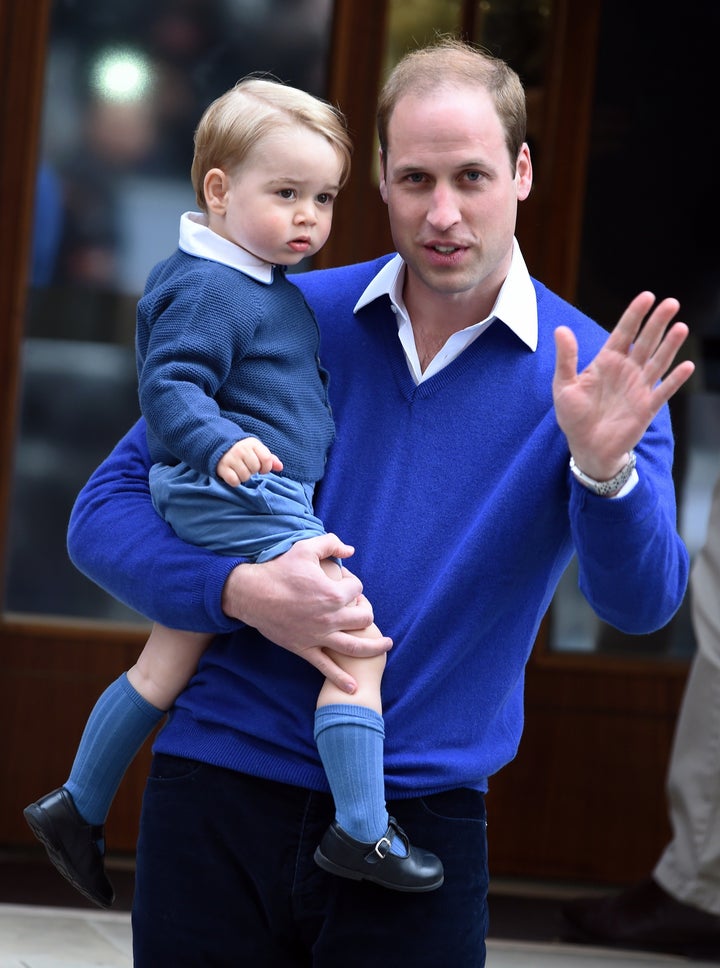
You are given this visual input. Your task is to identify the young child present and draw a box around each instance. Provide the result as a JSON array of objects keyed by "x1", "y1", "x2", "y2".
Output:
[{"x1": 23, "y1": 77, "x2": 443, "y2": 908}]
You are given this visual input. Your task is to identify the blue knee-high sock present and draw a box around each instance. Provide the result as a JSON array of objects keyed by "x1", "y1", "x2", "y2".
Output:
[
  {"x1": 64, "y1": 673, "x2": 164, "y2": 827},
  {"x1": 314, "y1": 704, "x2": 405, "y2": 855}
]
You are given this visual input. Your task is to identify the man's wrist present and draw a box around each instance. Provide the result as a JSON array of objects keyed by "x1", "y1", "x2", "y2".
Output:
[
  {"x1": 569, "y1": 450, "x2": 637, "y2": 497},
  {"x1": 221, "y1": 561, "x2": 253, "y2": 622}
]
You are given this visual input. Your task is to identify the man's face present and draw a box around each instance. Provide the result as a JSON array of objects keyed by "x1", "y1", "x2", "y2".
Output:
[{"x1": 379, "y1": 85, "x2": 532, "y2": 308}]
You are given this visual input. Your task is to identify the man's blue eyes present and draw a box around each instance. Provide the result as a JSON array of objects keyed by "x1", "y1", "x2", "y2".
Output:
[{"x1": 405, "y1": 171, "x2": 483, "y2": 183}]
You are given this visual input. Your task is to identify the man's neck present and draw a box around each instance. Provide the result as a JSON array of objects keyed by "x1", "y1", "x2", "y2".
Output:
[
  {"x1": 407, "y1": 275, "x2": 496, "y2": 329},
  {"x1": 402, "y1": 255, "x2": 508, "y2": 329},
  {"x1": 404, "y1": 291, "x2": 491, "y2": 374}
]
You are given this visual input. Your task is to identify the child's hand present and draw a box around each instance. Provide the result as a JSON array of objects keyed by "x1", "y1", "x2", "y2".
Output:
[{"x1": 217, "y1": 437, "x2": 283, "y2": 486}]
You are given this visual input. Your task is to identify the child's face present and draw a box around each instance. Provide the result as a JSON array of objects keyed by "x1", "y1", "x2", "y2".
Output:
[{"x1": 207, "y1": 125, "x2": 343, "y2": 265}]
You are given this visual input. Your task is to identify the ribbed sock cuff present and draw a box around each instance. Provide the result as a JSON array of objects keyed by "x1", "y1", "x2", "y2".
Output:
[
  {"x1": 314, "y1": 703, "x2": 384, "y2": 741},
  {"x1": 119, "y1": 671, "x2": 166, "y2": 722}
]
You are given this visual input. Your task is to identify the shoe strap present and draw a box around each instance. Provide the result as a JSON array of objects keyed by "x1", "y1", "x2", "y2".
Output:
[{"x1": 365, "y1": 817, "x2": 408, "y2": 863}]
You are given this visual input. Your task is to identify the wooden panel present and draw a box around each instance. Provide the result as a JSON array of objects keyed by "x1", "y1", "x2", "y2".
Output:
[
  {"x1": 0, "y1": 0, "x2": 152, "y2": 857},
  {"x1": 319, "y1": 0, "x2": 394, "y2": 268},
  {"x1": 0, "y1": 0, "x2": 51, "y2": 565},
  {"x1": 3, "y1": 621, "x2": 149, "y2": 851},
  {"x1": 491, "y1": 0, "x2": 690, "y2": 882},
  {"x1": 487, "y1": 655, "x2": 688, "y2": 883},
  {"x1": 515, "y1": 0, "x2": 603, "y2": 300}
]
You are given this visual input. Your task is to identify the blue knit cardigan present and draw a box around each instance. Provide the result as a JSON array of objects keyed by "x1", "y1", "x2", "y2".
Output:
[{"x1": 136, "y1": 250, "x2": 334, "y2": 483}]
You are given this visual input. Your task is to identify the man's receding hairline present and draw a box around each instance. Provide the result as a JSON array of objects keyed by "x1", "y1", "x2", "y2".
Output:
[{"x1": 384, "y1": 81, "x2": 498, "y2": 144}]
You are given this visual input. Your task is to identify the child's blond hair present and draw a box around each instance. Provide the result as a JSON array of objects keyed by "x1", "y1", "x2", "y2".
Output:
[{"x1": 191, "y1": 76, "x2": 352, "y2": 210}]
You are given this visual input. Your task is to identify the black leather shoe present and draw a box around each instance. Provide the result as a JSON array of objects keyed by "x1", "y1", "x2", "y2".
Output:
[
  {"x1": 314, "y1": 817, "x2": 444, "y2": 892},
  {"x1": 23, "y1": 788, "x2": 114, "y2": 909},
  {"x1": 562, "y1": 877, "x2": 720, "y2": 959}
]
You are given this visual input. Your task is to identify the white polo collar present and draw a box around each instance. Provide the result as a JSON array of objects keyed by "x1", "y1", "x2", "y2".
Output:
[{"x1": 178, "y1": 211, "x2": 274, "y2": 284}]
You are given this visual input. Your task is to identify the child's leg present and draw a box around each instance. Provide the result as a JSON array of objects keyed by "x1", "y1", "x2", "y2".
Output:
[
  {"x1": 315, "y1": 557, "x2": 385, "y2": 711},
  {"x1": 126, "y1": 624, "x2": 210, "y2": 710},
  {"x1": 24, "y1": 627, "x2": 211, "y2": 908},
  {"x1": 313, "y1": 561, "x2": 443, "y2": 890},
  {"x1": 314, "y1": 651, "x2": 395, "y2": 845},
  {"x1": 313, "y1": 559, "x2": 398, "y2": 847},
  {"x1": 66, "y1": 626, "x2": 210, "y2": 826}
]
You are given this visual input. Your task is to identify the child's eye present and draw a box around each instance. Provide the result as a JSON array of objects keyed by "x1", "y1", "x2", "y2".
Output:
[
  {"x1": 278, "y1": 188, "x2": 296, "y2": 199},
  {"x1": 316, "y1": 193, "x2": 334, "y2": 205}
]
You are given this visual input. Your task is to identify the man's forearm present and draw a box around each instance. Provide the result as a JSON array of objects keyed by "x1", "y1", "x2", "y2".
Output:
[
  {"x1": 571, "y1": 448, "x2": 689, "y2": 633},
  {"x1": 67, "y1": 419, "x2": 242, "y2": 633}
]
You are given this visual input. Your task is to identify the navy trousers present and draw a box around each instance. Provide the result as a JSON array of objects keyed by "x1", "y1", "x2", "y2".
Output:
[{"x1": 132, "y1": 755, "x2": 489, "y2": 967}]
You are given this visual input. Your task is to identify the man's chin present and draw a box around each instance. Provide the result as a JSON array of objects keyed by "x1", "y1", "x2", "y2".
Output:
[{"x1": 407, "y1": 264, "x2": 480, "y2": 298}]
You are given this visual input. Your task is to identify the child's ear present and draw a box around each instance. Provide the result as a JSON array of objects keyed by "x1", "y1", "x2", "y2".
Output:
[{"x1": 204, "y1": 168, "x2": 229, "y2": 214}]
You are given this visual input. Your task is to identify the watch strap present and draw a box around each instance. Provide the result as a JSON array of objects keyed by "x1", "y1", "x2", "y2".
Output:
[{"x1": 569, "y1": 450, "x2": 637, "y2": 497}]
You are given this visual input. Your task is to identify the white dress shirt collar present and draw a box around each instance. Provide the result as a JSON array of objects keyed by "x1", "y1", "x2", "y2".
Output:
[
  {"x1": 178, "y1": 211, "x2": 274, "y2": 284},
  {"x1": 353, "y1": 239, "x2": 538, "y2": 383}
]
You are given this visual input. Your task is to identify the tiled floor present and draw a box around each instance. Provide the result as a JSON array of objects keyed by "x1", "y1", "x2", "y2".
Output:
[
  {"x1": 0, "y1": 904, "x2": 131, "y2": 967},
  {"x1": 0, "y1": 861, "x2": 716, "y2": 967},
  {"x1": 0, "y1": 903, "x2": 716, "y2": 968}
]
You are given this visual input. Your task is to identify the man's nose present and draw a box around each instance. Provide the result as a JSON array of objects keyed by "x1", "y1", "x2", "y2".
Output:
[{"x1": 427, "y1": 185, "x2": 460, "y2": 231}]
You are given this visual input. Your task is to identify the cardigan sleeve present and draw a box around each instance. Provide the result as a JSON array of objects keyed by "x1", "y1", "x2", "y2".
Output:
[
  {"x1": 569, "y1": 405, "x2": 690, "y2": 633},
  {"x1": 138, "y1": 270, "x2": 259, "y2": 476},
  {"x1": 67, "y1": 418, "x2": 245, "y2": 633}
]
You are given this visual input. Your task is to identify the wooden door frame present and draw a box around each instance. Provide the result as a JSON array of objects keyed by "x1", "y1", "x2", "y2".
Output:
[
  {"x1": 0, "y1": 0, "x2": 158, "y2": 850},
  {"x1": 482, "y1": 0, "x2": 689, "y2": 882},
  {"x1": 318, "y1": 0, "x2": 394, "y2": 269},
  {"x1": 0, "y1": 0, "x2": 50, "y2": 555},
  {"x1": 0, "y1": 0, "x2": 688, "y2": 882}
]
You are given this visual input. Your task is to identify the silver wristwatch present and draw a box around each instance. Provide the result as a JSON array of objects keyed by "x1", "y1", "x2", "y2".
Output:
[{"x1": 569, "y1": 450, "x2": 637, "y2": 497}]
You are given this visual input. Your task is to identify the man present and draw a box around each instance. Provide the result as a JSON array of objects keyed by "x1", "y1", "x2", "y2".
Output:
[
  {"x1": 66, "y1": 39, "x2": 694, "y2": 967},
  {"x1": 563, "y1": 473, "x2": 720, "y2": 960}
]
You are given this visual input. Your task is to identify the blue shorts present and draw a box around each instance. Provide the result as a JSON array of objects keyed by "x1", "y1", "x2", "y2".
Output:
[{"x1": 149, "y1": 463, "x2": 327, "y2": 562}]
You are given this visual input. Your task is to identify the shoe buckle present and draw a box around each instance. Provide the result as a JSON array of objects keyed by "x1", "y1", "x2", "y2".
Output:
[{"x1": 374, "y1": 835, "x2": 392, "y2": 859}]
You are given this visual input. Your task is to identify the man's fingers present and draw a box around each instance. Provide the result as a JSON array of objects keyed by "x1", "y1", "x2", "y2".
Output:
[
  {"x1": 642, "y1": 321, "x2": 690, "y2": 382},
  {"x1": 604, "y1": 291, "x2": 657, "y2": 352},
  {"x1": 332, "y1": 629, "x2": 393, "y2": 656},
  {"x1": 553, "y1": 326, "x2": 579, "y2": 388},
  {"x1": 310, "y1": 629, "x2": 392, "y2": 663},
  {"x1": 629, "y1": 297, "x2": 682, "y2": 363},
  {"x1": 307, "y1": 647, "x2": 358, "y2": 694},
  {"x1": 304, "y1": 532, "x2": 357, "y2": 564},
  {"x1": 650, "y1": 358, "x2": 696, "y2": 409},
  {"x1": 305, "y1": 632, "x2": 392, "y2": 693}
]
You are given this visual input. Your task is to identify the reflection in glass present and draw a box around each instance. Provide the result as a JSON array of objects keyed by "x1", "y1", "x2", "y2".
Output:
[
  {"x1": 469, "y1": 0, "x2": 552, "y2": 88},
  {"x1": 551, "y1": 393, "x2": 720, "y2": 655},
  {"x1": 381, "y1": 0, "x2": 552, "y2": 190},
  {"x1": 385, "y1": 0, "x2": 462, "y2": 66},
  {"x1": 549, "y1": 0, "x2": 720, "y2": 656},
  {"x1": 6, "y1": 0, "x2": 334, "y2": 622}
]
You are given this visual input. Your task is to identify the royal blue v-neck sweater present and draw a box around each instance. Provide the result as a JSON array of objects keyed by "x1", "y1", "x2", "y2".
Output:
[{"x1": 68, "y1": 254, "x2": 688, "y2": 797}]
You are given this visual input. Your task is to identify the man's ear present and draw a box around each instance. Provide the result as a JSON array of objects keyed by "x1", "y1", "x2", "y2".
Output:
[
  {"x1": 204, "y1": 168, "x2": 229, "y2": 214},
  {"x1": 515, "y1": 144, "x2": 533, "y2": 202},
  {"x1": 378, "y1": 148, "x2": 388, "y2": 204}
]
